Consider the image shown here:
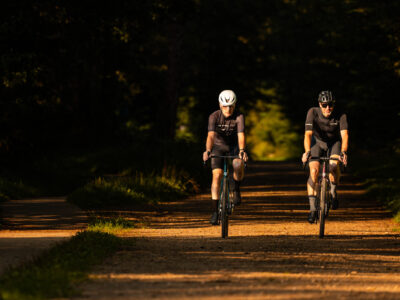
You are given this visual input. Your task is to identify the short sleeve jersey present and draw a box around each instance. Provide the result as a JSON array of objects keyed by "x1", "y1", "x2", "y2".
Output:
[
  {"x1": 305, "y1": 107, "x2": 348, "y2": 143},
  {"x1": 208, "y1": 110, "x2": 245, "y2": 146}
]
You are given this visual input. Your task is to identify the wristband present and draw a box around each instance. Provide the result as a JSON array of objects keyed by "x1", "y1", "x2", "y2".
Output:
[{"x1": 239, "y1": 148, "x2": 245, "y2": 152}]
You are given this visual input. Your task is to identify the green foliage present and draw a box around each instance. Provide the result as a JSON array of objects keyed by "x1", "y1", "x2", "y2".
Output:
[
  {"x1": 0, "y1": 230, "x2": 122, "y2": 300},
  {"x1": 4, "y1": 138, "x2": 205, "y2": 197},
  {"x1": 88, "y1": 215, "x2": 136, "y2": 233},
  {"x1": 67, "y1": 167, "x2": 190, "y2": 209},
  {"x1": 175, "y1": 95, "x2": 201, "y2": 142},
  {"x1": 246, "y1": 100, "x2": 301, "y2": 160},
  {"x1": 0, "y1": 178, "x2": 38, "y2": 202},
  {"x1": 67, "y1": 177, "x2": 146, "y2": 209}
]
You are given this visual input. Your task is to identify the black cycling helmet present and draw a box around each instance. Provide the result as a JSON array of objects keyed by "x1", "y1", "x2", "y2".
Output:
[{"x1": 318, "y1": 91, "x2": 335, "y2": 103}]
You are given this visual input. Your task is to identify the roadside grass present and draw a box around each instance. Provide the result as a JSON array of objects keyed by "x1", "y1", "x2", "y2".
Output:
[
  {"x1": 0, "y1": 177, "x2": 38, "y2": 203},
  {"x1": 0, "y1": 141, "x2": 203, "y2": 298},
  {"x1": 88, "y1": 215, "x2": 137, "y2": 233},
  {"x1": 67, "y1": 167, "x2": 194, "y2": 209},
  {"x1": 0, "y1": 223, "x2": 129, "y2": 300},
  {"x1": 0, "y1": 140, "x2": 206, "y2": 204},
  {"x1": 8, "y1": 140, "x2": 206, "y2": 197}
]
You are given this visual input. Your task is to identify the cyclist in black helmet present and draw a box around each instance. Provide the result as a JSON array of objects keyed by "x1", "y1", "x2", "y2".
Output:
[{"x1": 301, "y1": 91, "x2": 349, "y2": 223}]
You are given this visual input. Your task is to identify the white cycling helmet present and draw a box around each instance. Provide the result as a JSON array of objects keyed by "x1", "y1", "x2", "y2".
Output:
[{"x1": 218, "y1": 90, "x2": 237, "y2": 106}]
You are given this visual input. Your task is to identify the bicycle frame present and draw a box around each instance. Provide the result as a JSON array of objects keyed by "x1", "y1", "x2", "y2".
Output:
[
  {"x1": 210, "y1": 155, "x2": 239, "y2": 238},
  {"x1": 306, "y1": 152, "x2": 340, "y2": 238}
]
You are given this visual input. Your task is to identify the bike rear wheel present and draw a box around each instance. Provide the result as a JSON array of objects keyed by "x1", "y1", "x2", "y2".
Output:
[
  {"x1": 319, "y1": 179, "x2": 328, "y2": 238},
  {"x1": 221, "y1": 177, "x2": 229, "y2": 238}
]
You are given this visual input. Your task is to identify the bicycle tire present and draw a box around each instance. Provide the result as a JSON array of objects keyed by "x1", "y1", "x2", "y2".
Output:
[
  {"x1": 319, "y1": 179, "x2": 327, "y2": 238},
  {"x1": 228, "y1": 176, "x2": 234, "y2": 215},
  {"x1": 221, "y1": 177, "x2": 229, "y2": 238}
]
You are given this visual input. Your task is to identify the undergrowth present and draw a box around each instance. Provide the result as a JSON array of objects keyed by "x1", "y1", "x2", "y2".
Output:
[
  {"x1": 88, "y1": 215, "x2": 137, "y2": 233},
  {"x1": 67, "y1": 167, "x2": 195, "y2": 209},
  {"x1": 0, "y1": 178, "x2": 38, "y2": 202}
]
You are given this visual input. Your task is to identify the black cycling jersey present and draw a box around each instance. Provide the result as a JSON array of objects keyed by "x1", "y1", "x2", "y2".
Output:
[
  {"x1": 208, "y1": 110, "x2": 244, "y2": 146},
  {"x1": 305, "y1": 107, "x2": 348, "y2": 143}
]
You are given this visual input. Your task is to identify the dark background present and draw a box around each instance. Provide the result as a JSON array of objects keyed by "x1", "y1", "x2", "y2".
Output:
[{"x1": 1, "y1": 0, "x2": 399, "y2": 160}]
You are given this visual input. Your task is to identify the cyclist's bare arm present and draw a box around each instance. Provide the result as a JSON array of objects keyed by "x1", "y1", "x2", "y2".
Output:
[
  {"x1": 340, "y1": 129, "x2": 349, "y2": 165},
  {"x1": 203, "y1": 131, "x2": 215, "y2": 161},
  {"x1": 302, "y1": 130, "x2": 313, "y2": 163},
  {"x1": 340, "y1": 130, "x2": 348, "y2": 152},
  {"x1": 304, "y1": 130, "x2": 313, "y2": 152}
]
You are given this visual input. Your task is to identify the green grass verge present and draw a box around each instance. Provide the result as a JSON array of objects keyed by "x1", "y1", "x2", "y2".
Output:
[
  {"x1": 0, "y1": 177, "x2": 38, "y2": 203},
  {"x1": 4, "y1": 140, "x2": 206, "y2": 197},
  {"x1": 67, "y1": 169, "x2": 192, "y2": 209},
  {"x1": 0, "y1": 229, "x2": 123, "y2": 300},
  {"x1": 88, "y1": 215, "x2": 137, "y2": 233}
]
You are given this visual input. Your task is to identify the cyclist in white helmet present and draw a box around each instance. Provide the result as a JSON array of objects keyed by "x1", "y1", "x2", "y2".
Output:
[{"x1": 203, "y1": 90, "x2": 248, "y2": 225}]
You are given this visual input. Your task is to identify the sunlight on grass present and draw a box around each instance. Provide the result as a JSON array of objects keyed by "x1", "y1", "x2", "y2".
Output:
[
  {"x1": 67, "y1": 167, "x2": 191, "y2": 209},
  {"x1": 0, "y1": 177, "x2": 38, "y2": 202},
  {"x1": 0, "y1": 230, "x2": 122, "y2": 300},
  {"x1": 88, "y1": 216, "x2": 136, "y2": 233}
]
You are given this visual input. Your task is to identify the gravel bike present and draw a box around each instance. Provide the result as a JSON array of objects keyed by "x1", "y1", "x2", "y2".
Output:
[
  {"x1": 208, "y1": 155, "x2": 239, "y2": 238},
  {"x1": 304, "y1": 153, "x2": 341, "y2": 238}
]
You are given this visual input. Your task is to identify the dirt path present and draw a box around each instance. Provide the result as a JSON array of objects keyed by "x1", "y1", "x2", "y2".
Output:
[
  {"x1": 74, "y1": 162, "x2": 400, "y2": 299},
  {"x1": 0, "y1": 197, "x2": 87, "y2": 275}
]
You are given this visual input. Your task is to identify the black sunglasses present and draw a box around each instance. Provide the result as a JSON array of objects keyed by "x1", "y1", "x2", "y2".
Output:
[{"x1": 321, "y1": 103, "x2": 334, "y2": 108}]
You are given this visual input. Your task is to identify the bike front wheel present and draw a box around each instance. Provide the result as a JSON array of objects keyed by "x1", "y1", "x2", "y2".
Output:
[
  {"x1": 319, "y1": 179, "x2": 328, "y2": 238},
  {"x1": 221, "y1": 177, "x2": 229, "y2": 238}
]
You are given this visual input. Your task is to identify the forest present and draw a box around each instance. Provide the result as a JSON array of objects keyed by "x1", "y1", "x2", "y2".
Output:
[{"x1": 0, "y1": 0, "x2": 399, "y2": 196}]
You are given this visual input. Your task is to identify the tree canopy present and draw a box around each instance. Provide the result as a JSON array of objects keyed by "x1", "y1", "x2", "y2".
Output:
[{"x1": 1, "y1": 0, "x2": 399, "y2": 158}]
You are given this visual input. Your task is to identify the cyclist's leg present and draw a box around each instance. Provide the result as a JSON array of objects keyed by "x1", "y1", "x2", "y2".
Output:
[
  {"x1": 308, "y1": 138, "x2": 321, "y2": 195},
  {"x1": 210, "y1": 168, "x2": 223, "y2": 225},
  {"x1": 329, "y1": 140, "x2": 341, "y2": 183},
  {"x1": 211, "y1": 168, "x2": 223, "y2": 200},
  {"x1": 307, "y1": 142, "x2": 321, "y2": 223},
  {"x1": 210, "y1": 146, "x2": 225, "y2": 225},
  {"x1": 230, "y1": 145, "x2": 244, "y2": 205},
  {"x1": 232, "y1": 158, "x2": 244, "y2": 181},
  {"x1": 329, "y1": 140, "x2": 341, "y2": 209},
  {"x1": 308, "y1": 160, "x2": 320, "y2": 196}
]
